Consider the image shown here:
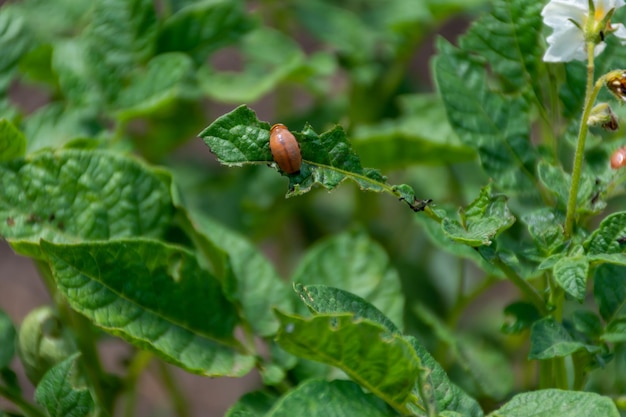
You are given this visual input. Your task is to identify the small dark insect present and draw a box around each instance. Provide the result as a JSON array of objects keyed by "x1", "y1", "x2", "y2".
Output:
[
  {"x1": 6, "y1": 217, "x2": 14, "y2": 226},
  {"x1": 400, "y1": 197, "x2": 433, "y2": 212},
  {"x1": 48, "y1": 213, "x2": 56, "y2": 222},
  {"x1": 269, "y1": 123, "x2": 302, "y2": 175},
  {"x1": 617, "y1": 236, "x2": 626, "y2": 245}
]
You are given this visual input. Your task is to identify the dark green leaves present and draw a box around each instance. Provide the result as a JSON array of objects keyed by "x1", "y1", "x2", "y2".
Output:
[
  {"x1": 586, "y1": 211, "x2": 626, "y2": 255},
  {"x1": 41, "y1": 239, "x2": 255, "y2": 377},
  {"x1": 0, "y1": 309, "x2": 16, "y2": 369},
  {"x1": 553, "y1": 256, "x2": 589, "y2": 302},
  {"x1": 198, "y1": 105, "x2": 423, "y2": 206},
  {"x1": 0, "y1": 150, "x2": 172, "y2": 258},
  {"x1": 275, "y1": 311, "x2": 421, "y2": 414},
  {"x1": 0, "y1": 119, "x2": 26, "y2": 161},
  {"x1": 34, "y1": 354, "x2": 94, "y2": 417},
  {"x1": 441, "y1": 183, "x2": 515, "y2": 246},
  {"x1": 291, "y1": 230, "x2": 404, "y2": 329},
  {"x1": 487, "y1": 389, "x2": 619, "y2": 417},
  {"x1": 434, "y1": 37, "x2": 538, "y2": 193},
  {"x1": 529, "y1": 318, "x2": 600, "y2": 360},
  {"x1": 265, "y1": 379, "x2": 394, "y2": 417}
]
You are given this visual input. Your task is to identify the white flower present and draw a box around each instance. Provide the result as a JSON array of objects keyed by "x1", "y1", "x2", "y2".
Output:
[{"x1": 542, "y1": 0, "x2": 626, "y2": 62}]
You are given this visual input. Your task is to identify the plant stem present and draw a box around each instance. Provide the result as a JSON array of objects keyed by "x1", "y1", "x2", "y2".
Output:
[
  {"x1": 156, "y1": 361, "x2": 190, "y2": 417},
  {"x1": 0, "y1": 384, "x2": 46, "y2": 417},
  {"x1": 492, "y1": 256, "x2": 548, "y2": 315},
  {"x1": 564, "y1": 41, "x2": 601, "y2": 237},
  {"x1": 123, "y1": 350, "x2": 154, "y2": 417}
]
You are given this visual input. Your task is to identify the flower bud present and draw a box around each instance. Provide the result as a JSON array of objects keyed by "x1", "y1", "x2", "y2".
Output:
[{"x1": 588, "y1": 102, "x2": 619, "y2": 131}]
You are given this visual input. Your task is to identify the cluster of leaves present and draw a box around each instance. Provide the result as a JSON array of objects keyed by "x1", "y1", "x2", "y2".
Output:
[{"x1": 0, "y1": 0, "x2": 626, "y2": 417}]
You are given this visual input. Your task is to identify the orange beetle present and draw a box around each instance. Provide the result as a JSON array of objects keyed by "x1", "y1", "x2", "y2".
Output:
[
  {"x1": 610, "y1": 146, "x2": 626, "y2": 169},
  {"x1": 269, "y1": 123, "x2": 302, "y2": 174}
]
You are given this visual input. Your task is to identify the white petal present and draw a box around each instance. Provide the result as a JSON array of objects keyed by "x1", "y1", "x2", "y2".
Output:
[
  {"x1": 542, "y1": 0, "x2": 588, "y2": 28},
  {"x1": 611, "y1": 23, "x2": 626, "y2": 43},
  {"x1": 597, "y1": 0, "x2": 625, "y2": 10},
  {"x1": 544, "y1": 26, "x2": 587, "y2": 61}
]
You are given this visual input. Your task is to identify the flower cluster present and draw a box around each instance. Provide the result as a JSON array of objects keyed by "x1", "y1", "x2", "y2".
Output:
[{"x1": 542, "y1": 0, "x2": 626, "y2": 62}]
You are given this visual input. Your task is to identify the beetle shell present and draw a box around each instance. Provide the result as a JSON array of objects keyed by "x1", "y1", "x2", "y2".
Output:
[
  {"x1": 610, "y1": 146, "x2": 626, "y2": 169},
  {"x1": 270, "y1": 123, "x2": 302, "y2": 174}
]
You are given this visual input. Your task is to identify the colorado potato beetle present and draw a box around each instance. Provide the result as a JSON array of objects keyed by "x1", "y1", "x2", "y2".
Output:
[
  {"x1": 610, "y1": 146, "x2": 626, "y2": 169},
  {"x1": 270, "y1": 123, "x2": 302, "y2": 174}
]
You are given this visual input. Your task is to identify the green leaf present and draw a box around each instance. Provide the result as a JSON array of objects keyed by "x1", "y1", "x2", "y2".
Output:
[
  {"x1": 0, "y1": 150, "x2": 173, "y2": 258},
  {"x1": 198, "y1": 106, "x2": 423, "y2": 207},
  {"x1": 587, "y1": 253, "x2": 626, "y2": 266},
  {"x1": 116, "y1": 52, "x2": 197, "y2": 119},
  {"x1": 0, "y1": 5, "x2": 33, "y2": 93},
  {"x1": 291, "y1": 230, "x2": 404, "y2": 330},
  {"x1": 434, "y1": 38, "x2": 538, "y2": 193},
  {"x1": 0, "y1": 119, "x2": 26, "y2": 162},
  {"x1": 528, "y1": 317, "x2": 600, "y2": 360},
  {"x1": 12, "y1": 0, "x2": 91, "y2": 42},
  {"x1": 182, "y1": 208, "x2": 292, "y2": 337},
  {"x1": 157, "y1": 0, "x2": 253, "y2": 64},
  {"x1": 41, "y1": 239, "x2": 255, "y2": 377},
  {"x1": 502, "y1": 302, "x2": 541, "y2": 334},
  {"x1": 520, "y1": 208, "x2": 564, "y2": 254},
  {"x1": 34, "y1": 354, "x2": 94, "y2": 417},
  {"x1": 415, "y1": 208, "x2": 503, "y2": 276},
  {"x1": 225, "y1": 390, "x2": 277, "y2": 417},
  {"x1": 85, "y1": 0, "x2": 158, "y2": 101},
  {"x1": 553, "y1": 256, "x2": 589, "y2": 302},
  {"x1": 586, "y1": 211, "x2": 626, "y2": 255},
  {"x1": 351, "y1": 94, "x2": 475, "y2": 169},
  {"x1": 572, "y1": 310, "x2": 603, "y2": 339},
  {"x1": 414, "y1": 304, "x2": 512, "y2": 402},
  {"x1": 459, "y1": 0, "x2": 542, "y2": 95},
  {"x1": 0, "y1": 309, "x2": 16, "y2": 368},
  {"x1": 22, "y1": 104, "x2": 101, "y2": 153},
  {"x1": 487, "y1": 389, "x2": 619, "y2": 417},
  {"x1": 294, "y1": 284, "x2": 400, "y2": 335},
  {"x1": 441, "y1": 183, "x2": 515, "y2": 247},
  {"x1": 404, "y1": 336, "x2": 484, "y2": 417},
  {"x1": 17, "y1": 306, "x2": 77, "y2": 385},
  {"x1": 267, "y1": 379, "x2": 395, "y2": 417},
  {"x1": 537, "y1": 161, "x2": 570, "y2": 208},
  {"x1": 593, "y1": 264, "x2": 626, "y2": 322},
  {"x1": 51, "y1": 39, "x2": 103, "y2": 108},
  {"x1": 603, "y1": 318, "x2": 626, "y2": 343},
  {"x1": 198, "y1": 27, "x2": 305, "y2": 103},
  {"x1": 275, "y1": 311, "x2": 421, "y2": 414}
]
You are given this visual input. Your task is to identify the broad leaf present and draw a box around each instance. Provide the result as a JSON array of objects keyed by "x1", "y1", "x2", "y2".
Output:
[
  {"x1": 157, "y1": 0, "x2": 253, "y2": 64},
  {"x1": 441, "y1": 183, "x2": 515, "y2": 247},
  {"x1": 0, "y1": 5, "x2": 33, "y2": 93},
  {"x1": 275, "y1": 311, "x2": 421, "y2": 414},
  {"x1": 529, "y1": 317, "x2": 600, "y2": 360},
  {"x1": 199, "y1": 27, "x2": 305, "y2": 103},
  {"x1": 198, "y1": 105, "x2": 425, "y2": 209},
  {"x1": 502, "y1": 302, "x2": 541, "y2": 334},
  {"x1": 594, "y1": 264, "x2": 626, "y2": 325},
  {"x1": 0, "y1": 119, "x2": 26, "y2": 161},
  {"x1": 0, "y1": 150, "x2": 173, "y2": 258},
  {"x1": 460, "y1": 0, "x2": 543, "y2": 95},
  {"x1": 351, "y1": 94, "x2": 474, "y2": 169},
  {"x1": 34, "y1": 354, "x2": 94, "y2": 417},
  {"x1": 553, "y1": 256, "x2": 589, "y2": 302},
  {"x1": 404, "y1": 336, "x2": 484, "y2": 417},
  {"x1": 182, "y1": 208, "x2": 292, "y2": 337},
  {"x1": 0, "y1": 309, "x2": 16, "y2": 368},
  {"x1": 41, "y1": 239, "x2": 255, "y2": 377},
  {"x1": 266, "y1": 379, "x2": 394, "y2": 417},
  {"x1": 487, "y1": 389, "x2": 619, "y2": 417},
  {"x1": 586, "y1": 211, "x2": 626, "y2": 255},
  {"x1": 520, "y1": 208, "x2": 564, "y2": 255},
  {"x1": 225, "y1": 390, "x2": 277, "y2": 417},
  {"x1": 294, "y1": 284, "x2": 400, "y2": 334},
  {"x1": 434, "y1": 38, "x2": 538, "y2": 193},
  {"x1": 291, "y1": 230, "x2": 404, "y2": 330},
  {"x1": 116, "y1": 52, "x2": 197, "y2": 119}
]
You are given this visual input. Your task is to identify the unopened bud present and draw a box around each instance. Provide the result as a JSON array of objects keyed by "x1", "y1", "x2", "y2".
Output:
[
  {"x1": 605, "y1": 70, "x2": 626, "y2": 102},
  {"x1": 588, "y1": 102, "x2": 619, "y2": 131}
]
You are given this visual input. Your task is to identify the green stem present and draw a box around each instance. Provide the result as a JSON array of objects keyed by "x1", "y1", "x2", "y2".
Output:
[
  {"x1": 0, "y1": 384, "x2": 46, "y2": 417},
  {"x1": 156, "y1": 361, "x2": 190, "y2": 417},
  {"x1": 564, "y1": 41, "x2": 603, "y2": 237},
  {"x1": 123, "y1": 350, "x2": 154, "y2": 417},
  {"x1": 492, "y1": 256, "x2": 548, "y2": 316}
]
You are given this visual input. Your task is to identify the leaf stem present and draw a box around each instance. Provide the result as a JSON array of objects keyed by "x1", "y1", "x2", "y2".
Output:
[
  {"x1": 491, "y1": 256, "x2": 548, "y2": 316},
  {"x1": 564, "y1": 42, "x2": 603, "y2": 237},
  {"x1": 156, "y1": 360, "x2": 191, "y2": 417},
  {"x1": 0, "y1": 384, "x2": 46, "y2": 417},
  {"x1": 122, "y1": 350, "x2": 154, "y2": 417}
]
